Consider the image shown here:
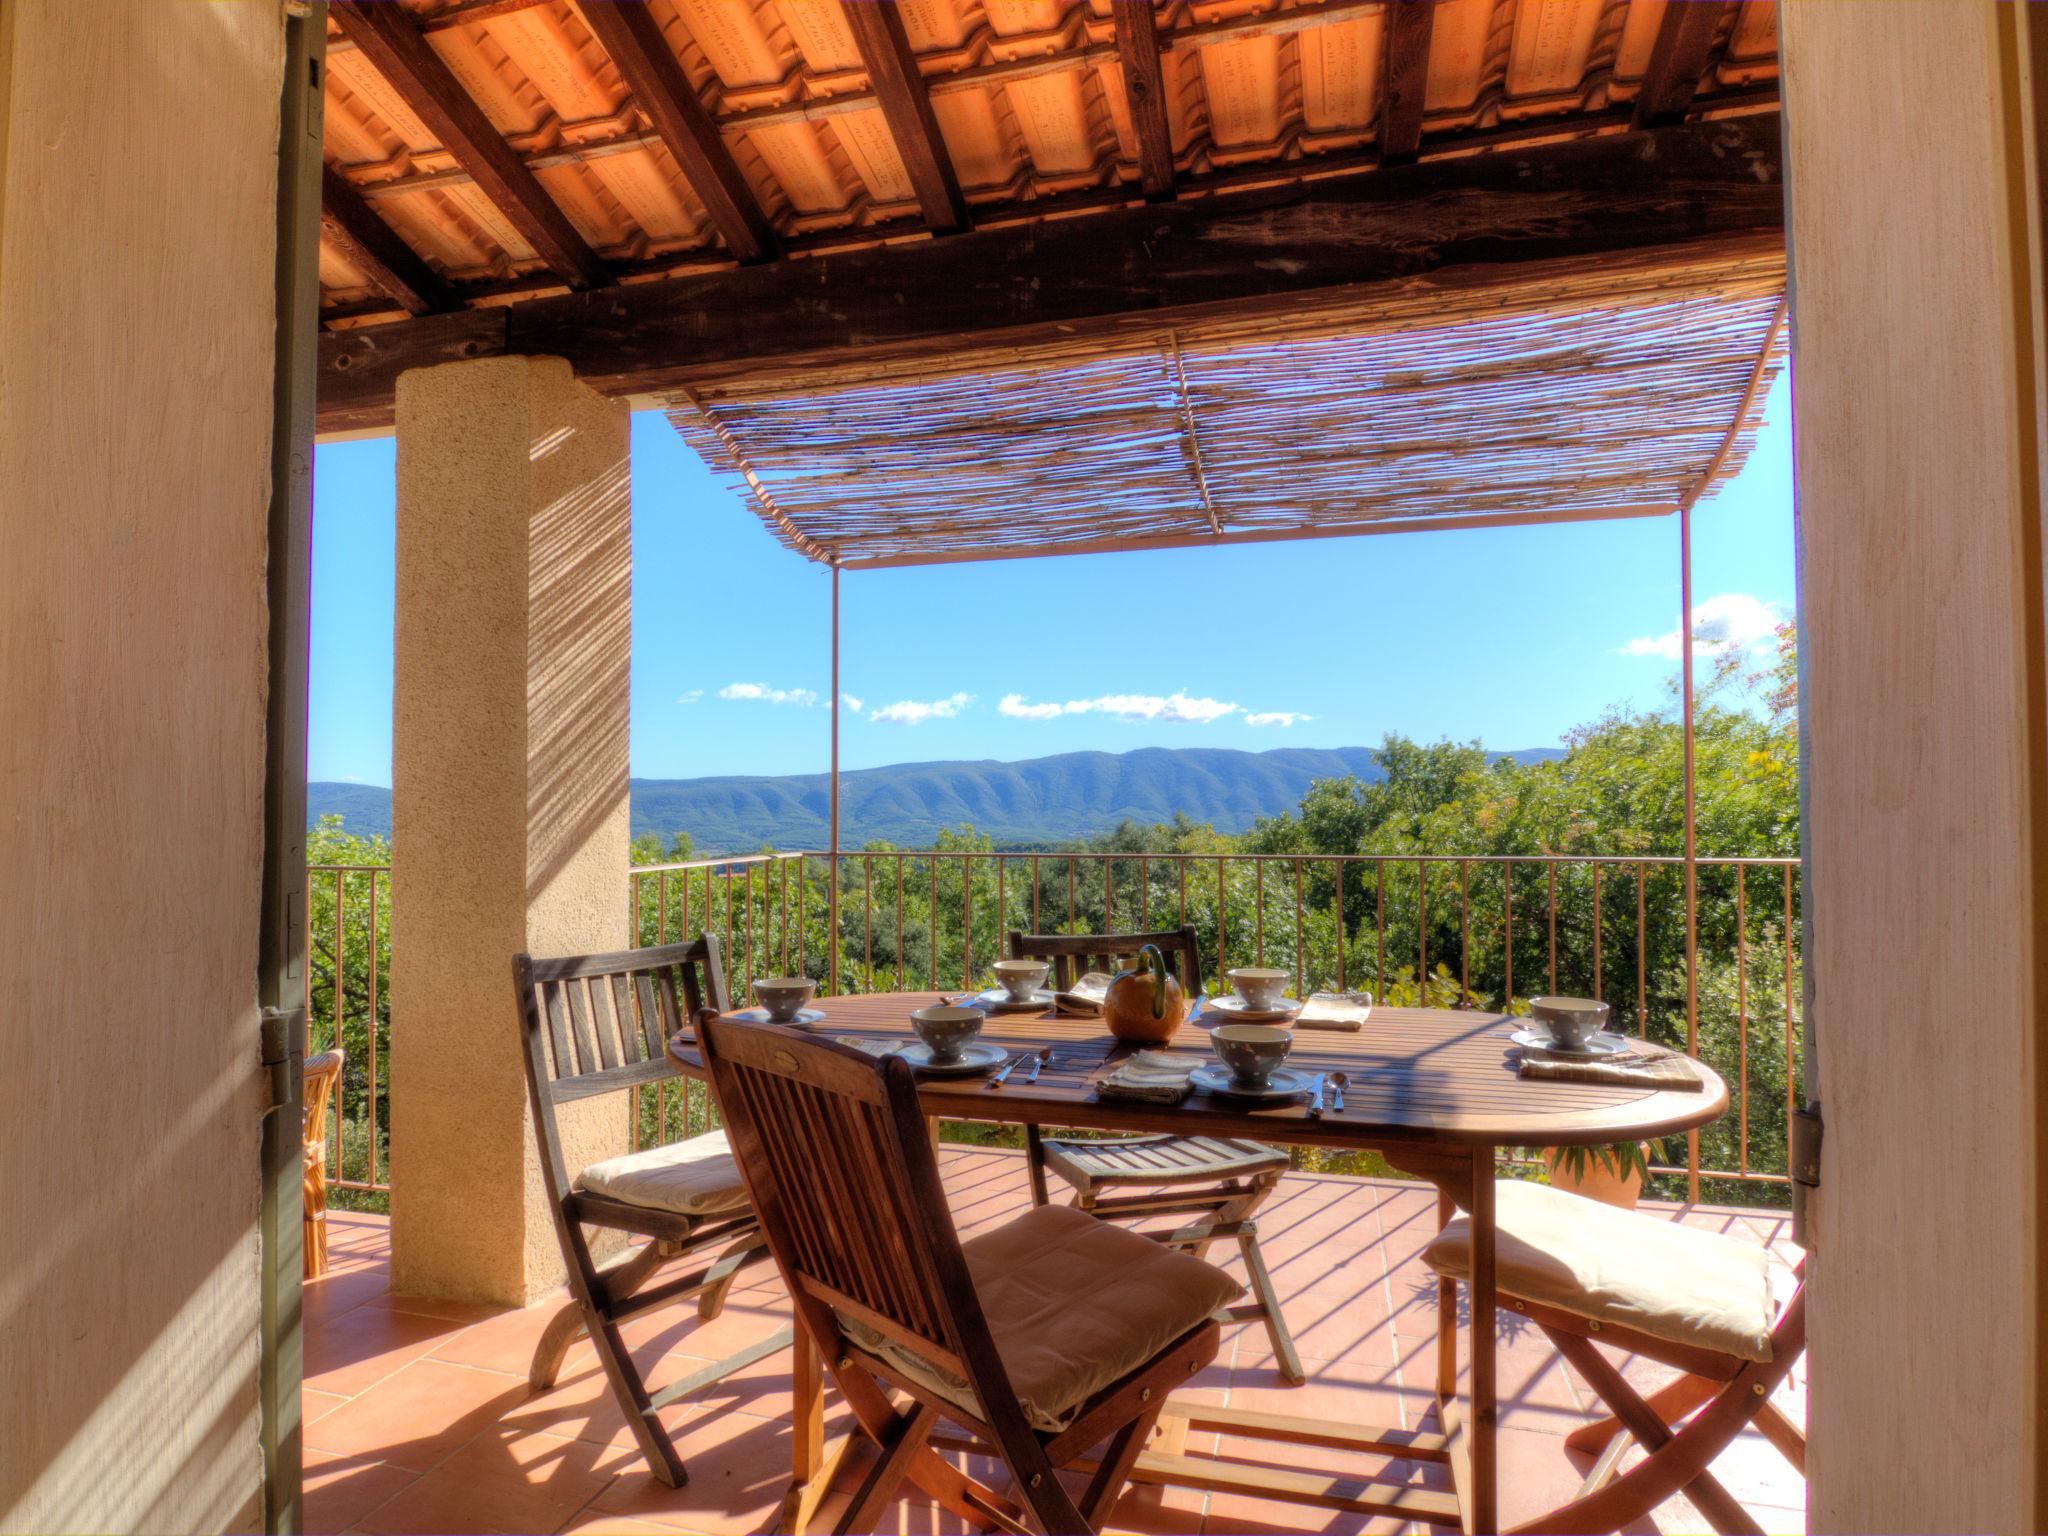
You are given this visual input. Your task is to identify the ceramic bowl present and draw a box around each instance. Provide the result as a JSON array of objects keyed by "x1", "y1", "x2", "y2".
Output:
[
  {"x1": 993, "y1": 959, "x2": 1050, "y2": 1000},
  {"x1": 1226, "y1": 967, "x2": 1290, "y2": 1011},
  {"x1": 909, "y1": 1004, "x2": 985, "y2": 1062},
  {"x1": 753, "y1": 976, "x2": 817, "y2": 1023},
  {"x1": 1211, "y1": 1023, "x2": 1293, "y2": 1087},
  {"x1": 1529, "y1": 995, "x2": 1610, "y2": 1052}
]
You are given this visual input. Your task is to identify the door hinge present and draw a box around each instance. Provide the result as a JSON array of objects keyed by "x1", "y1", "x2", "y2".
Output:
[
  {"x1": 261, "y1": 1005, "x2": 306, "y2": 1116},
  {"x1": 1789, "y1": 1102, "x2": 1822, "y2": 1247}
]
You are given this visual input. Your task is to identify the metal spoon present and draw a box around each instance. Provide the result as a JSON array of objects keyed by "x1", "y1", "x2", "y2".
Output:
[
  {"x1": 986, "y1": 1052, "x2": 1029, "y2": 1088},
  {"x1": 1021, "y1": 1047, "x2": 1052, "y2": 1084},
  {"x1": 1329, "y1": 1071, "x2": 1348, "y2": 1114}
]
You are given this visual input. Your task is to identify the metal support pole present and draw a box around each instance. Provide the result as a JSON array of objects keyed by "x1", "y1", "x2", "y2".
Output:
[
  {"x1": 828, "y1": 563, "x2": 841, "y2": 996},
  {"x1": 1680, "y1": 500, "x2": 1702, "y2": 1204}
]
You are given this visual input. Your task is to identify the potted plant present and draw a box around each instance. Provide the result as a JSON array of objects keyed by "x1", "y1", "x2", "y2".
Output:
[{"x1": 1535, "y1": 1141, "x2": 1653, "y2": 1209}]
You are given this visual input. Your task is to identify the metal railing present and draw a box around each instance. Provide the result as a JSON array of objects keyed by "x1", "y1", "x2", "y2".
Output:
[
  {"x1": 627, "y1": 848, "x2": 1803, "y2": 1202},
  {"x1": 309, "y1": 847, "x2": 1803, "y2": 1205}
]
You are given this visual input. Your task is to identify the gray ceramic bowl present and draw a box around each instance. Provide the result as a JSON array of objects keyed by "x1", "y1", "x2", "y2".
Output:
[
  {"x1": 1227, "y1": 967, "x2": 1290, "y2": 1010},
  {"x1": 752, "y1": 976, "x2": 816, "y2": 1023},
  {"x1": 1529, "y1": 995, "x2": 1610, "y2": 1051},
  {"x1": 1211, "y1": 1023, "x2": 1293, "y2": 1086},
  {"x1": 910, "y1": 1004, "x2": 985, "y2": 1062},
  {"x1": 993, "y1": 959, "x2": 1049, "y2": 1000}
]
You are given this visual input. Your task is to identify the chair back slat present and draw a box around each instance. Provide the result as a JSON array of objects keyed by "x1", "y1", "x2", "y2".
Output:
[
  {"x1": 609, "y1": 973, "x2": 641, "y2": 1063},
  {"x1": 566, "y1": 977, "x2": 608, "y2": 1073},
  {"x1": 1010, "y1": 925, "x2": 1203, "y2": 993},
  {"x1": 698, "y1": 1017, "x2": 1002, "y2": 1396}
]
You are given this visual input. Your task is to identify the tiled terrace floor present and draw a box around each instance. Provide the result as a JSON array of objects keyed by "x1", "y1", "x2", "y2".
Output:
[{"x1": 304, "y1": 1150, "x2": 1805, "y2": 1535}]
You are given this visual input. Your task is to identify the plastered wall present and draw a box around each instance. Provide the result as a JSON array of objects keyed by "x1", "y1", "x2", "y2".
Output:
[{"x1": 0, "y1": 1, "x2": 284, "y2": 1529}]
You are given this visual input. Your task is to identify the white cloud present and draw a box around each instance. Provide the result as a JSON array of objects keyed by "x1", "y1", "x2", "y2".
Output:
[
  {"x1": 1000, "y1": 694, "x2": 1065, "y2": 721},
  {"x1": 871, "y1": 692, "x2": 974, "y2": 725},
  {"x1": 1620, "y1": 594, "x2": 1784, "y2": 661},
  {"x1": 840, "y1": 693, "x2": 864, "y2": 712},
  {"x1": 719, "y1": 681, "x2": 819, "y2": 707},
  {"x1": 998, "y1": 690, "x2": 1239, "y2": 725},
  {"x1": 677, "y1": 688, "x2": 704, "y2": 705},
  {"x1": 1245, "y1": 711, "x2": 1313, "y2": 728}
]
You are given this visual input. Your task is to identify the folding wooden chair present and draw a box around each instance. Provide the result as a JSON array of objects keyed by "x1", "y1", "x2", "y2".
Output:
[
  {"x1": 301, "y1": 1047, "x2": 345, "y2": 1279},
  {"x1": 1009, "y1": 926, "x2": 1304, "y2": 1384},
  {"x1": 698, "y1": 1012, "x2": 1241, "y2": 1536},
  {"x1": 514, "y1": 937, "x2": 783, "y2": 1487},
  {"x1": 1424, "y1": 1180, "x2": 1807, "y2": 1535}
]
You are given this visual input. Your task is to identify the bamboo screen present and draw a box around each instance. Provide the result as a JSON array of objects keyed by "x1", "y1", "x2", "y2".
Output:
[{"x1": 665, "y1": 255, "x2": 1788, "y2": 568}]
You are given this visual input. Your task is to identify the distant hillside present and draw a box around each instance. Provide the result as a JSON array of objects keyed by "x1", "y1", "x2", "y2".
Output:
[{"x1": 311, "y1": 743, "x2": 1562, "y2": 851}]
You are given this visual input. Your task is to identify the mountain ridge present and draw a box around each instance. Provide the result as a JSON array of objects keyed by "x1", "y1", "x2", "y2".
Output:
[{"x1": 311, "y1": 742, "x2": 1562, "y2": 850}]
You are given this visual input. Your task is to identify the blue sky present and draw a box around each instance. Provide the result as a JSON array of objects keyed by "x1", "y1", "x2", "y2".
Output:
[{"x1": 309, "y1": 375, "x2": 1793, "y2": 785}]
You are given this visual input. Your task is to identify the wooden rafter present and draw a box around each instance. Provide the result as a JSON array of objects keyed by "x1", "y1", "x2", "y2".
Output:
[
  {"x1": 317, "y1": 115, "x2": 1785, "y2": 433},
  {"x1": 320, "y1": 165, "x2": 454, "y2": 316},
  {"x1": 1634, "y1": 1, "x2": 1726, "y2": 128},
  {"x1": 841, "y1": 0, "x2": 970, "y2": 233},
  {"x1": 1111, "y1": 0, "x2": 1176, "y2": 199},
  {"x1": 330, "y1": 0, "x2": 611, "y2": 291},
  {"x1": 1379, "y1": 0, "x2": 1435, "y2": 163},
  {"x1": 1165, "y1": 334, "x2": 1220, "y2": 535},
  {"x1": 572, "y1": 0, "x2": 779, "y2": 263}
]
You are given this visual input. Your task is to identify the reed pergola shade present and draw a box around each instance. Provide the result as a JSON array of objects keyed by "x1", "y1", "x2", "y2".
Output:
[{"x1": 665, "y1": 252, "x2": 1787, "y2": 569}]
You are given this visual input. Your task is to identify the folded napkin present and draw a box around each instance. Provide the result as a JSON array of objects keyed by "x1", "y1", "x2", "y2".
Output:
[
  {"x1": 833, "y1": 1035, "x2": 900, "y2": 1060},
  {"x1": 1095, "y1": 1050, "x2": 1204, "y2": 1104},
  {"x1": 1054, "y1": 971, "x2": 1113, "y2": 1016},
  {"x1": 1294, "y1": 991, "x2": 1372, "y2": 1031},
  {"x1": 1517, "y1": 1044, "x2": 1703, "y2": 1092}
]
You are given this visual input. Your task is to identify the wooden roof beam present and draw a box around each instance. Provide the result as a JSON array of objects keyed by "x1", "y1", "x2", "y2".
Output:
[
  {"x1": 318, "y1": 115, "x2": 1785, "y2": 433},
  {"x1": 842, "y1": 0, "x2": 970, "y2": 233},
  {"x1": 320, "y1": 164, "x2": 456, "y2": 316},
  {"x1": 1112, "y1": 0, "x2": 1176, "y2": 199},
  {"x1": 1634, "y1": 1, "x2": 1726, "y2": 128},
  {"x1": 1379, "y1": 0, "x2": 1434, "y2": 164},
  {"x1": 330, "y1": 0, "x2": 611, "y2": 291},
  {"x1": 573, "y1": 0, "x2": 779, "y2": 263}
]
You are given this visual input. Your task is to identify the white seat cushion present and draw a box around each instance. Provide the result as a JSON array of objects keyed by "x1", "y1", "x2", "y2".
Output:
[
  {"x1": 843, "y1": 1203, "x2": 1241, "y2": 1432},
  {"x1": 575, "y1": 1130, "x2": 749, "y2": 1218},
  {"x1": 1422, "y1": 1180, "x2": 1777, "y2": 1363}
]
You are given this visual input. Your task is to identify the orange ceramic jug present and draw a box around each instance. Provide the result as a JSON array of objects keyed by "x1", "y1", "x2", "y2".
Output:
[{"x1": 1101, "y1": 944, "x2": 1187, "y2": 1045}]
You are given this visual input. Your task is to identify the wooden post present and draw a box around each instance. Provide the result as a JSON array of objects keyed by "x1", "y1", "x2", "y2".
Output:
[{"x1": 828, "y1": 563, "x2": 841, "y2": 996}]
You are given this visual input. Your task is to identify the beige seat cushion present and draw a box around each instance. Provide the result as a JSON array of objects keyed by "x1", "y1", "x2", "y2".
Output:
[
  {"x1": 575, "y1": 1130, "x2": 749, "y2": 1218},
  {"x1": 844, "y1": 1203, "x2": 1241, "y2": 1432},
  {"x1": 1422, "y1": 1180, "x2": 1777, "y2": 1363}
]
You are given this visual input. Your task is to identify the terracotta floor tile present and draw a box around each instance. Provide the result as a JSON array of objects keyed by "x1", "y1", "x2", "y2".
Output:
[
  {"x1": 302, "y1": 1450, "x2": 420, "y2": 1536},
  {"x1": 432, "y1": 1295, "x2": 592, "y2": 1378},
  {"x1": 557, "y1": 1517, "x2": 693, "y2": 1535},
  {"x1": 305, "y1": 1387, "x2": 352, "y2": 1428},
  {"x1": 308, "y1": 1357, "x2": 531, "y2": 1471},
  {"x1": 352, "y1": 1458, "x2": 602, "y2": 1536},
  {"x1": 307, "y1": 1305, "x2": 470, "y2": 1398},
  {"x1": 589, "y1": 1407, "x2": 805, "y2": 1531}
]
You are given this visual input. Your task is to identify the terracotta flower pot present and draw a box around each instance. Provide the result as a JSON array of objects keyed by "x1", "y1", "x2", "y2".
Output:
[
  {"x1": 1542, "y1": 1144, "x2": 1648, "y2": 1210},
  {"x1": 1102, "y1": 945, "x2": 1187, "y2": 1045}
]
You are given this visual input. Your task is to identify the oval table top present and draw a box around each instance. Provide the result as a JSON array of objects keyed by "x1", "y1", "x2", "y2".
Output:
[{"x1": 671, "y1": 991, "x2": 1728, "y2": 1153}]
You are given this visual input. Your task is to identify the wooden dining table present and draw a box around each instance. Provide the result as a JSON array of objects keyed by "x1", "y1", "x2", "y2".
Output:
[{"x1": 668, "y1": 992, "x2": 1728, "y2": 1535}]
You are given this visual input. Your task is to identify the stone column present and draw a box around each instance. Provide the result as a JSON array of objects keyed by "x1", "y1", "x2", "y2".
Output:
[{"x1": 389, "y1": 355, "x2": 632, "y2": 1305}]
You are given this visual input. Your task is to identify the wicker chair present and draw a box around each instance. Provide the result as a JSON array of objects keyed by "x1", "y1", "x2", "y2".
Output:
[
  {"x1": 301, "y1": 1048, "x2": 345, "y2": 1279},
  {"x1": 699, "y1": 1011, "x2": 1237, "y2": 1535},
  {"x1": 1008, "y1": 926, "x2": 1304, "y2": 1384},
  {"x1": 513, "y1": 936, "x2": 783, "y2": 1487}
]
